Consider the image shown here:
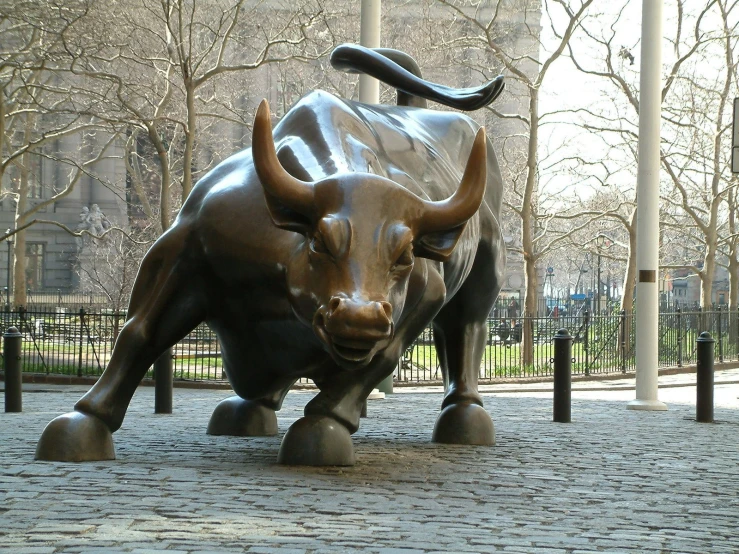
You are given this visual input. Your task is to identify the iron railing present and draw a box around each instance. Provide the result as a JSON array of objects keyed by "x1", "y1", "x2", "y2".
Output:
[{"x1": 1, "y1": 307, "x2": 737, "y2": 384}]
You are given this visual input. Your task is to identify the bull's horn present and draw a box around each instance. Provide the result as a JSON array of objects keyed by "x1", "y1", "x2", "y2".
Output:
[
  {"x1": 419, "y1": 127, "x2": 487, "y2": 233},
  {"x1": 252, "y1": 99, "x2": 315, "y2": 216}
]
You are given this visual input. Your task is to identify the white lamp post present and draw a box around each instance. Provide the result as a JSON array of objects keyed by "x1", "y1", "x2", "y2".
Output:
[
  {"x1": 359, "y1": 0, "x2": 389, "y2": 397},
  {"x1": 627, "y1": 0, "x2": 667, "y2": 411},
  {"x1": 359, "y1": 0, "x2": 381, "y2": 104}
]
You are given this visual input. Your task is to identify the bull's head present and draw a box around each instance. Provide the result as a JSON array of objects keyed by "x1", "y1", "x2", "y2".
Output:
[{"x1": 252, "y1": 100, "x2": 486, "y2": 369}]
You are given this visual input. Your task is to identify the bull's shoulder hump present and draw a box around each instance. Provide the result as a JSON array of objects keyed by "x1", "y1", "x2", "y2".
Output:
[
  {"x1": 276, "y1": 89, "x2": 479, "y2": 135},
  {"x1": 274, "y1": 90, "x2": 354, "y2": 132}
]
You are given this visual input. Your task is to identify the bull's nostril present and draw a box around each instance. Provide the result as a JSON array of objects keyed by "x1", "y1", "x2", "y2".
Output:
[
  {"x1": 380, "y1": 301, "x2": 392, "y2": 321},
  {"x1": 328, "y1": 297, "x2": 342, "y2": 313}
]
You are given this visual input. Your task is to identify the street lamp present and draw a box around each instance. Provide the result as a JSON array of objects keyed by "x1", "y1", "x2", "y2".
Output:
[
  {"x1": 594, "y1": 234, "x2": 612, "y2": 314},
  {"x1": 5, "y1": 229, "x2": 12, "y2": 311}
]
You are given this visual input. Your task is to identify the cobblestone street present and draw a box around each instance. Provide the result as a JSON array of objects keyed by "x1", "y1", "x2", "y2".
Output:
[{"x1": 2, "y1": 372, "x2": 739, "y2": 553}]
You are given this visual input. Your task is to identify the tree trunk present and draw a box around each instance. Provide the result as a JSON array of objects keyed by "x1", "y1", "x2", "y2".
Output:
[
  {"x1": 727, "y1": 185, "x2": 738, "y2": 351},
  {"x1": 620, "y1": 210, "x2": 637, "y2": 352},
  {"x1": 700, "y1": 221, "x2": 718, "y2": 309},
  {"x1": 12, "y1": 153, "x2": 29, "y2": 308},
  {"x1": 0, "y1": 92, "x2": 6, "y2": 186},
  {"x1": 124, "y1": 133, "x2": 154, "y2": 220},
  {"x1": 11, "y1": 111, "x2": 36, "y2": 308},
  {"x1": 11, "y1": 226, "x2": 26, "y2": 308},
  {"x1": 520, "y1": 88, "x2": 539, "y2": 367},
  {"x1": 522, "y1": 253, "x2": 538, "y2": 366},
  {"x1": 729, "y1": 249, "x2": 738, "y2": 353},
  {"x1": 182, "y1": 84, "x2": 196, "y2": 201},
  {"x1": 620, "y1": 209, "x2": 637, "y2": 313},
  {"x1": 148, "y1": 125, "x2": 171, "y2": 233}
]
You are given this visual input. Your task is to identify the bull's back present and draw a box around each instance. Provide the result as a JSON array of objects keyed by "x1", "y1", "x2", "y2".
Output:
[
  {"x1": 182, "y1": 90, "x2": 501, "y2": 284},
  {"x1": 271, "y1": 90, "x2": 496, "y2": 206},
  {"x1": 186, "y1": 89, "x2": 499, "y2": 218}
]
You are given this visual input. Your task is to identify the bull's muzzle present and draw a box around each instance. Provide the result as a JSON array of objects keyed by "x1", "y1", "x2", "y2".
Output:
[{"x1": 313, "y1": 297, "x2": 394, "y2": 366}]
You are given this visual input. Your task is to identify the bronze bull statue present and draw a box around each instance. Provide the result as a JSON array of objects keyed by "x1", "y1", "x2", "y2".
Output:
[{"x1": 36, "y1": 44, "x2": 506, "y2": 466}]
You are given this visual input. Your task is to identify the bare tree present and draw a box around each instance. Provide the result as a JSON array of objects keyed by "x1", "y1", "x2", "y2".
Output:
[
  {"x1": 570, "y1": 0, "x2": 739, "y2": 310},
  {"x1": 76, "y1": 226, "x2": 155, "y2": 312},
  {"x1": 65, "y1": 0, "x2": 329, "y2": 233},
  {"x1": 433, "y1": 0, "x2": 596, "y2": 365},
  {"x1": 1, "y1": 1, "x2": 122, "y2": 307}
]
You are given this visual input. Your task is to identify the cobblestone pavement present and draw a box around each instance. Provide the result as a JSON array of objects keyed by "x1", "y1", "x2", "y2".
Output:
[{"x1": 2, "y1": 372, "x2": 739, "y2": 553}]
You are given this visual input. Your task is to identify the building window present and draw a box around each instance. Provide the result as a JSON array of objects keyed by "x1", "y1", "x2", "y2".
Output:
[
  {"x1": 25, "y1": 243, "x2": 45, "y2": 291},
  {"x1": 2, "y1": 155, "x2": 43, "y2": 200},
  {"x1": 28, "y1": 153, "x2": 44, "y2": 199}
]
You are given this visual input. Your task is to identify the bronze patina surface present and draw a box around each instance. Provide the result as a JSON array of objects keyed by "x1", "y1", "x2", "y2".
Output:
[{"x1": 36, "y1": 45, "x2": 506, "y2": 466}]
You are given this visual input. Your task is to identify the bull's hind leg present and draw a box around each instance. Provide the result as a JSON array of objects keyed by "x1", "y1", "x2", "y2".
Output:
[
  {"x1": 207, "y1": 386, "x2": 292, "y2": 437},
  {"x1": 36, "y1": 229, "x2": 206, "y2": 461},
  {"x1": 431, "y1": 241, "x2": 502, "y2": 446},
  {"x1": 206, "y1": 338, "x2": 297, "y2": 436},
  {"x1": 207, "y1": 397, "x2": 279, "y2": 437}
]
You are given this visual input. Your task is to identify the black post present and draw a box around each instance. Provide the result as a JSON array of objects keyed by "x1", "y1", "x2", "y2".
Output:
[
  {"x1": 696, "y1": 331, "x2": 714, "y2": 423},
  {"x1": 583, "y1": 310, "x2": 590, "y2": 376},
  {"x1": 676, "y1": 306, "x2": 683, "y2": 367},
  {"x1": 717, "y1": 306, "x2": 723, "y2": 363},
  {"x1": 619, "y1": 309, "x2": 626, "y2": 374},
  {"x1": 4, "y1": 326, "x2": 22, "y2": 412},
  {"x1": 361, "y1": 399, "x2": 368, "y2": 418},
  {"x1": 77, "y1": 308, "x2": 85, "y2": 378},
  {"x1": 597, "y1": 251, "x2": 601, "y2": 315},
  {"x1": 553, "y1": 328, "x2": 572, "y2": 423},
  {"x1": 154, "y1": 347, "x2": 173, "y2": 414},
  {"x1": 5, "y1": 233, "x2": 11, "y2": 311}
]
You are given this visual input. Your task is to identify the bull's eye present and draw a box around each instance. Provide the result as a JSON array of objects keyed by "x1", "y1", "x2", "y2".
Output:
[
  {"x1": 393, "y1": 246, "x2": 414, "y2": 269},
  {"x1": 310, "y1": 235, "x2": 329, "y2": 255}
]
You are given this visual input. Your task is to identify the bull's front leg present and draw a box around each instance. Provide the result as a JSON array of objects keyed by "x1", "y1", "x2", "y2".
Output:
[
  {"x1": 276, "y1": 354, "x2": 397, "y2": 466},
  {"x1": 431, "y1": 316, "x2": 494, "y2": 445},
  {"x1": 35, "y1": 228, "x2": 206, "y2": 462},
  {"x1": 430, "y1": 243, "x2": 501, "y2": 446},
  {"x1": 277, "y1": 270, "x2": 445, "y2": 466}
]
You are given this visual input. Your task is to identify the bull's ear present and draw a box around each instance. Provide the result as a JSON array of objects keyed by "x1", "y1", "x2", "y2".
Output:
[
  {"x1": 262, "y1": 147, "x2": 316, "y2": 234},
  {"x1": 263, "y1": 191, "x2": 314, "y2": 235},
  {"x1": 414, "y1": 223, "x2": 467, "y2": 262}
]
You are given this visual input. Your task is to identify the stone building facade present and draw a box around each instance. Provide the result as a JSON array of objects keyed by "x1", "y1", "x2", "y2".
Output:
[
  {"x1": 1, "y1": 0, "x2": 540, "y2": 299},
  {"x1": 0, "y1": 136, "x2": 127, "y2": 294}
]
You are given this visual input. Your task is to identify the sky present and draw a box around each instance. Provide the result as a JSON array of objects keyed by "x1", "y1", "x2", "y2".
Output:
[
  {"x1": 538, "y1": 0, "x2": 737, "y2": 201},
  {"x1": 537, "y1": 0, "x2": 644, "y2": 199}
]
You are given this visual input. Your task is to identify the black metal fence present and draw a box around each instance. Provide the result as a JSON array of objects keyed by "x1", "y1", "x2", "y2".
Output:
[
  {"x1": 398, "y1": 311, "x2": 637, "y2": 382},
  {"x1": 0, "y1": 289, "x2": 116, "y2": 311},
  {"x1": 1, "y1": 307, "x2": 737, "y2": 384}
]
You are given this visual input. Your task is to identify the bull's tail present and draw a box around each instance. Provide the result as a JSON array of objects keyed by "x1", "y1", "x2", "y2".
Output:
[{"x1": 329, "y1": 43, "x2": 504, "y2": 111}]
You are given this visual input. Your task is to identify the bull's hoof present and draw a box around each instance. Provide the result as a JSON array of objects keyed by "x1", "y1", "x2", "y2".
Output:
[
  {"x1": 35, "y1": 411, "x2": 116, "y2": 462},
  {"x1": 277, "y1": 415, "x2": 355, "y2": 466},
  {"x1": 432, "y1": 402, "x2": 495, "y2": 445},
  {"x1": 206, "y1": 396, "x2": 278, "y2": 436}
]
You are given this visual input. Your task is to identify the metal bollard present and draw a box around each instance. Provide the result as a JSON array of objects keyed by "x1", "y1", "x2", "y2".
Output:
[
  {"x1": 377, "y1": 373, "x2": 393, "y2": 395},
  {"x1": 361, "y1": 399, "x2": 367, "y2": 418},
  {"x1": 696, "y1": 331, "x2": 714, "y2": 423},
  {"x1": 553, "y1": 328, "x2": 572, "y2": 423},
  {"x1": 154, "y1": 348, "x2": 173, "y2": 414},
  {"x1": 4, "y1": 326, "x2": 23, "y2": 412}
]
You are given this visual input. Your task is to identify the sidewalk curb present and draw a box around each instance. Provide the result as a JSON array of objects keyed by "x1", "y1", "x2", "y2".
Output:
[
  {"x1": 2, "y1": 362, "x2": 739, "y2": 394},
  {"x1": 481, "y1": 379, "x2": 739, "y2": 395}
]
